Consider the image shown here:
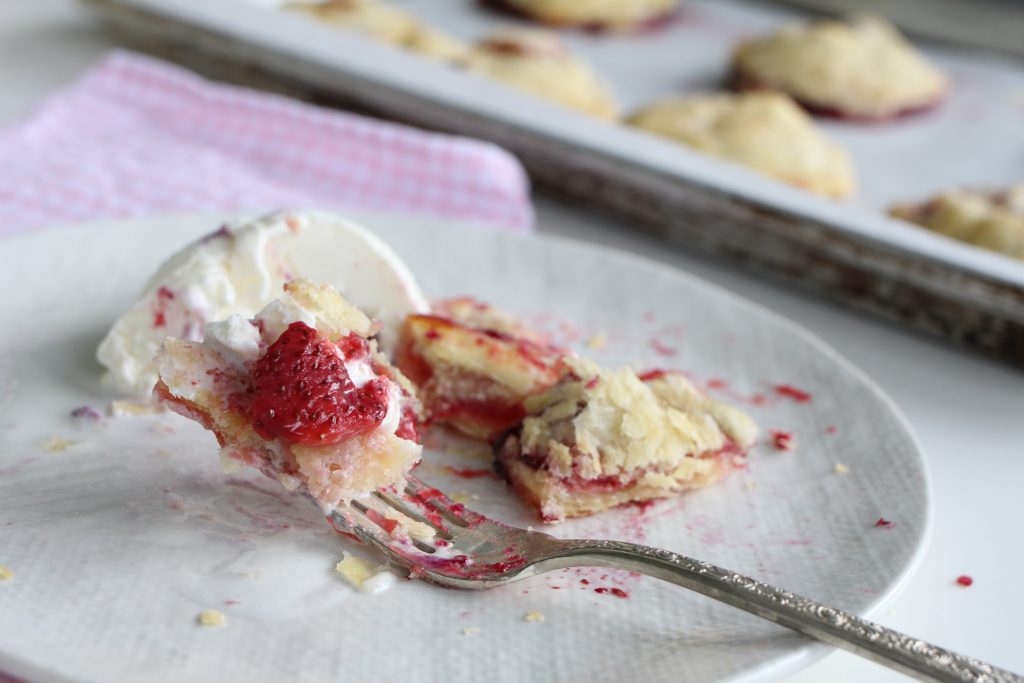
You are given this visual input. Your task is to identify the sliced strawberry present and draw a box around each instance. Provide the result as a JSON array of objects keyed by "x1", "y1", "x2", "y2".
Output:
[
  {"x1": 336, "y1": 332, "x2": 370, "y2": 361},
  {"x1": 395, "y1": 402, "x2": 419, "y2": 442},
  {"x1": 249, "y1": 322, "x2": 388, "y2": 445}
]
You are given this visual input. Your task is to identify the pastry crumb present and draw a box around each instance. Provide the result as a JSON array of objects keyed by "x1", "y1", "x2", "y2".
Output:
[
  {"x1": 218, "y1": 453, "x2": 242, "y2": 473},
  {"x1": 585, "y1": 334, "x2": 608, "y2": 349},
  {"x1": 0, "y1": 565, "x2": 13, "y2": 581},
  {"x1": 37, "y1": 436, "x2": 77, "y2": 453},
  {"x1": 523, "y1": 610, "x2": 545, "y2": 623},
  {"x1": 334, "y1": 553, "x2": 396, "y2": 594},
  {"x1": 451, "y1": 491, "x2": 478, "y2": 505},
  {"x1": 834, "y1": 463, "x2": 849, "y2": 475},
  {"x1": 109, "y1": 399, "x2": 160, "y2": 417},
  {"x1": 462, "y1": 626, "x2": 481, "y2": 636},
  {"x1": 276, "y1": 472, "x2": 301, "y2": 491},
  {"x1": 335, "y1": 553, "x2": 376, "y2": 587},
  {"x1": 197, "y1": 609, "x2": 226, "y2": 627},
  {"x1": 744, "y1": 481, "x2": 758, "y2": 491}
]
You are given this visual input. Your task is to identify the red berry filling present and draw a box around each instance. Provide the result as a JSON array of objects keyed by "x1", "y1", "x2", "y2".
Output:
[
  {"x1": 249, "y1": 322, "x2": 388, "y2": 446},
  {"x1": 395, "y1": 403, "x2": 419, "y2": 442},
  {"x1": 770, "y1": 430, "x2": 795, "y2": 451}
]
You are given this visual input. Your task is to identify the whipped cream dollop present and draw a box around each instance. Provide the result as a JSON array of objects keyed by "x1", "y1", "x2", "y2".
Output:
[{"x1": 98, "y1": 210, "x2": 428, "y2": 397}]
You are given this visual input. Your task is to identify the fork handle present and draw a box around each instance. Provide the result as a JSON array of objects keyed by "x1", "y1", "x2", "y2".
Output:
[{"x1": 547, "y1": 539, "x2": 1020, "y2": 682}]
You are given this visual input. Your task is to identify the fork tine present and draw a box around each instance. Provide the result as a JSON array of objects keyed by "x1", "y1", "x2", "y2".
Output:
[
  {"x1": 404, "y1": 475, "x2": 458, "y2": 506},
  {"x1": 404, "y1": 475, "x2": 480, "y2": 527},
  {"x1": 327, "y1": 504, "x2": 383, "y2": 545},
  {"x1": 319, "y1": 486, "x2": 540, "y2": 588},
  {"x1": 331, "y1": 499, "x2": 442, "y2": 558},
  {"x1": 372, "y1": 489, "x2": 455, "y2": 539}
]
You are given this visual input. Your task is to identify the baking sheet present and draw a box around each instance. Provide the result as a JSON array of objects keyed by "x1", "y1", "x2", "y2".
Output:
[{"x1": 84, "y1": 0, "x2": 1024, "y2": 365}]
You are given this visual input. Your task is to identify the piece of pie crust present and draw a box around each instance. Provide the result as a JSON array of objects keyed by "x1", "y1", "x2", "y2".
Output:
[
  {"x1": 628, "y1": 91, "x2": 855, "y2": 198},
  {"x1": 890, "y1": 186, "x2": 1024, "y2": 261},
  {"x1": 395, "y1": 299, "x2": 571, "y2": 440},
  {"x1": 155, "y1": 279, "x2": 422, "y2": 511},
  {"x1": 494, "y1": 360, "x2": 757, "y2": 521},
  {"x1": 463, "y1": 29, "x2": 618, "y2": 120},
  {"x1": 731, "y1": 15, "x2": 947, "y2": 121},
  {"x1": 288, "y1": 0, "x2": 468, "y2": 62}
]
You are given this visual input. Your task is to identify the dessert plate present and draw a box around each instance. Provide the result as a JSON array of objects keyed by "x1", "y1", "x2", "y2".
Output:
[{"x1": 0, "y1": 212, "x2": 929, "y2": 683}]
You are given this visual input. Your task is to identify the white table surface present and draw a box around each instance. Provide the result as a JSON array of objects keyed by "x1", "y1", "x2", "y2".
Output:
[{"x1": 2, "y1": 2, "x2": 1022, "y2": 681}]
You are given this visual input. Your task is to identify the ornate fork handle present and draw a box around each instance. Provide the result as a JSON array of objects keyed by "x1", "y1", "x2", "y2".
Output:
[{"x1": 538, "y1": 539, "x2": 1020, "y2": 683}]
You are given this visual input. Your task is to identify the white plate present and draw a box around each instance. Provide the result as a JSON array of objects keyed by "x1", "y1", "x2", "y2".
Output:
[{"x1": 0, "y1": 213, "x2": 929, "y2": 683}]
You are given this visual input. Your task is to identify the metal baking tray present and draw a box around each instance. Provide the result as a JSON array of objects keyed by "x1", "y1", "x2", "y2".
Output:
[
  {"x1": 85, "y1": 0, "x2": 1024, "y2": 366},
  {"x1": 778, "y1": 0, "x2": 1024, "y2": 58}
]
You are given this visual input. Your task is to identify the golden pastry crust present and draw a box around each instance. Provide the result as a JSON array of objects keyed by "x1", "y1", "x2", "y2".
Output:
[
  {"x1": 490, "y1": 0, "x2": 677, "y2": 31},
  {"x1": 732, "y1": 15, "x2": 947, "y2": 120},
  {"x1": 155, "y1": 281, "x2": 421, "y2": 510},
  {"x1": 432, "y1": 297, "x2": 538, "y2": 338},
  {"x1": 288, "y1": 0, "x2": 469, "y2": 62},
  {"x1": 463, "y1": 30, "x2": 618, "y2": 119},
  {"x1": 495, "y1": 360, "x2": 757, "y2": 521},
  {"x1": 890, "y1": 186, "x2": 1024, "y2": 260},
  {"x1": 395, "y1": 310, "x2": 570, "y2": 440},
  {"x1": 628, "y1": 92, "x2": 855, "y2": 198}
]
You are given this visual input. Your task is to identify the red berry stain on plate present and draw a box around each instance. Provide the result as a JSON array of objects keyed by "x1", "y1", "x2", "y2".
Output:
[
  {"x1": 70, "y1": 405, "x2": 104, "y2": 423},
  {"x1": 956, "y1": 575, "x2": 974, "y2": 587},
  {"x1": 773, "y1": 384, "x2": 812, "y2": 403},
  {"x1": 695, "y1": 374, "x2": 768, "y2": 407},
  {"x1": 770, "y1": 430, "x2": 795, "y2": 452},
  {"x1": 874, "y1": 518, "x2": 895, "y2": 529},
  {"x1": 825, "y1": 425, "x2": 838, "y2": 435},
  {"x1": 637, "y1": 368, "x2": 673, "y2": 382},
  {"x1": 649, "y1": 338, "x2": 678, "y2": 358},
  {"x1": 233, "y1": 505, "x2": 290, "y2": 531},
  {"x1": 594, "y1": 587, "x2": 629, "y2": 599}
]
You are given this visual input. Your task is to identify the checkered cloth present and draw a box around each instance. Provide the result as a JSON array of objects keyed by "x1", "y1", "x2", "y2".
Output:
[{"x1": 0, "y1": 50, "x2": 533, "y2": 237}]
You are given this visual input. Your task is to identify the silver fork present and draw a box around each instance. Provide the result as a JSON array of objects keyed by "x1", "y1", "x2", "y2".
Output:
[{"x1": 325, "y1": 476, "x2": 1021, "y2": 683}]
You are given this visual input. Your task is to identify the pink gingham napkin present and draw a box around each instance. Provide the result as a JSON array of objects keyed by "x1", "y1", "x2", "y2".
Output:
[{"x1": 0, "y1": 50, "x2": 533, "y2": 238}]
